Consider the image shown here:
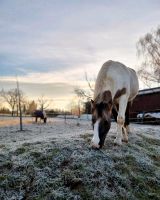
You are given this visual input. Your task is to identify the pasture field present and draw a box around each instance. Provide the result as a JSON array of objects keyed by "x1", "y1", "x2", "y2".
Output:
[
  {"x1": 0, "y1": 117, "x2": 31, "y2": 127},
  {"x1": 0, "y1": 117, "x2": 160, "y2": 200}
]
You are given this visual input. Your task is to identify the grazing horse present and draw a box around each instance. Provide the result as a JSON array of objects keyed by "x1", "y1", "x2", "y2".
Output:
[
  {"x1": 91, "y1": 60, "x2": 139, "y2": 149},
  {"x1": 33, "y1": 110, "x2": 47, "y2": 123}
]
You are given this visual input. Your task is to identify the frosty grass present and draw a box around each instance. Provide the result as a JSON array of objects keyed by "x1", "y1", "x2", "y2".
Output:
[{"x1": 0, "y1": 118, "x2": 160, "y2": 200}]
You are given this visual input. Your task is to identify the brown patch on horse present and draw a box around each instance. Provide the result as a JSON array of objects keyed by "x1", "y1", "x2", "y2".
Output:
[
  {"x1": 102, "y1": 90, "x2": 112, "y2": 104},
  {"x1": 114, "y1": 88, "x2": 126, "y2": 100},
  {"x1": 94, "y1": 90, "x2": 112, "y2": 104}
]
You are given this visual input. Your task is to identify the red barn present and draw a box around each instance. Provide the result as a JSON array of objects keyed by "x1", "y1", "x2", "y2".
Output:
[{"x1": 130, "y1": 87, "x2": 160, "y2": 123}]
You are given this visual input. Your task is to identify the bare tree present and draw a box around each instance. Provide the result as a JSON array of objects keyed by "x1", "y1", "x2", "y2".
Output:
[
  {"x1": 74, "y1": 89, "x2": 82, "y2": 126},
  {"x1": 0, "y1": 95, "x2": 4, "y2": 108},
  {"x1": 0, "y1": 87, "x2": 27, "y2": 117},
  {"x1": 38, "y1": 95, "x2": 50, "y2": 111},
  {"x1": 74, "y1": 87, "x2": 90, "y2": 99},
  {"x1": 16, "y1": 78, "x2": 23, "y2": 131},
  {"x1": 0, "y1": 89, "x2": 18, "y2": 116},
  {"x1": 27, "y1": 100, "x2": 37, "y2": 114},
  {"x1": 16, "y1": 90, "x2": 27, "y2": 116},
  {"x1": 74, "y1": 88, "x2": 85, "y2": 118},
  {"x1": 84, "y1": 72, "x2": 95, "y2": 93},
  {"x1": 137, "y1": 26, "x2": 160, "y2": 86},
  {"x1": 73, "y1": 72, "x2": 95, "y2": 123},
  {"x1": 74, "y1": 72, "x2": 95, "y2": 101}
]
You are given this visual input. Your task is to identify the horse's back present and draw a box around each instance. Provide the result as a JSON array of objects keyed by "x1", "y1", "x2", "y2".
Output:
[{"x1": 94, "y1": 60, "x2": 139, "y2": 100}]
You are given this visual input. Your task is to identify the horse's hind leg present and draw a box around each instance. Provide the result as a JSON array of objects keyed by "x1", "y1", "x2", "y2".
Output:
[
  {"x1": 124, "y1": 102, "x2": 130, "y2": 134},
  {"x1": 114, "y1": 95, "x2": 128, "y2": 145},
  {"x1": 122, "y1": 127, "x2": 128, "y2": 143},
  {"x1": 121, "y1": 102, "x2": 130, "y2": 142}
]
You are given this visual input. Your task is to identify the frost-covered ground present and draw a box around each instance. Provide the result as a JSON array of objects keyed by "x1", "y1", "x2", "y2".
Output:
[{"x1": 0, "y1": 117, "x2": 160, "y2": 200}]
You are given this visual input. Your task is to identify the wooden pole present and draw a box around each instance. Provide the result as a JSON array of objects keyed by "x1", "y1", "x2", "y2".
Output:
[{"x1": 16, "y1": 78, "x2": 23, "y2": 131}]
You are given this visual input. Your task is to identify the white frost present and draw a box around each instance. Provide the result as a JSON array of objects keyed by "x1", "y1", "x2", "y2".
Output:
[{"x1": 137, "y1": 112, "x2": 160, "y2": 119}]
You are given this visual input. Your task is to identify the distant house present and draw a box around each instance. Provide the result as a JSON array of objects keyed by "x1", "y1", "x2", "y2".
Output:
[{"x1": 130, "y1": 87, "x2": 160, "y2": 120}]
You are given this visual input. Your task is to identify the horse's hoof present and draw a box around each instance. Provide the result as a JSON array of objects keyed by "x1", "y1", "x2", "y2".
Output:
[
  {"x1": 91, "y1": 145, "x2": 100, "y2": 150},
  {"x1": 122, "y1": 139, "x2": 128, "y2": 143},
  {"x1": 91, "y1": 143, "x2": 100, "y2": 150}
]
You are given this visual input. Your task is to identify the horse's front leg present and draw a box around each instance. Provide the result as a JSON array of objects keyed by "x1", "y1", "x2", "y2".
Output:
[
  {"x1": 122, "y1": 127, "x2": 128, "y2": 143},
  {"x1": 114, "y1": 96, "x2": 128, "y2": 145}
]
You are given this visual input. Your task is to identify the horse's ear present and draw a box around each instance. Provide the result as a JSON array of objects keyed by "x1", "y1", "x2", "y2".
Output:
[
  {"x1": 91, "y1": 99, "x2": 95, "y2": 109},
  {"x1": 102, "y1": 90, "x2": 112, "y2": 104},
  {"x1": 91, "y1": 99, "x2": 94, "y2": 104}
]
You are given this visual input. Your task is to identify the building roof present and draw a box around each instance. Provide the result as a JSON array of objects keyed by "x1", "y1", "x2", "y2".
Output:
[{"x1": 138, "y1": 87, "x2": 160, "y2": 95}]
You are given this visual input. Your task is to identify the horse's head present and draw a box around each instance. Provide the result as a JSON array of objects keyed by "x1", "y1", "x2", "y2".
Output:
[{"x1": 91, "y1": 91, "x2": 113, "y2": 149}]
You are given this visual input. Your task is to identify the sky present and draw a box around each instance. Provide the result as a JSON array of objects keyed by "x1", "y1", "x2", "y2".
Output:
[{"x1": 0, "y1": 0, "x2": 160, "y2": 109}]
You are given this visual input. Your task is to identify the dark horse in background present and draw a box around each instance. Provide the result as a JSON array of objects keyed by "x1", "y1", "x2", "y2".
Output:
[
  {"x1": 32, "y1": 110, "x2": 47, "y2": 123},
  {"x1": 91, "y1": 60, "x2": 139, "y2": 149}
]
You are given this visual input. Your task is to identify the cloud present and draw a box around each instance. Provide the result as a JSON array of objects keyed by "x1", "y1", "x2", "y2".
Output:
[
  {"x1": 1, "y1": 0, "x2": 159, "y2": 75},
  {"x1": 0, "y1": 80, "x2": 76, "y2": 109},
  {"x1": 0, "y1": 0, "x2": 160, "y2": 109}
]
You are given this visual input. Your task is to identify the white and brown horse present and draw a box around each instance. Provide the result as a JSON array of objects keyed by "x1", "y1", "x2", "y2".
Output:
[{"x1": 91, "y1": 60, "x2": 139, "y2": 148}]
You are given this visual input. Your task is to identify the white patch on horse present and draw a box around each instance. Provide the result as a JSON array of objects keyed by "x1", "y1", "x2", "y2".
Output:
[
  {"x1": 92, "y1": 120, "x2": 100, "y2": 147},
  {"x1": 43, "y1": 111, "x2": 47, "y2": 118}
]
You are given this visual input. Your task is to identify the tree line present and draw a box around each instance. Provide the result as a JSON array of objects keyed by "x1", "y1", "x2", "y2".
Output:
[
  {"x1": 0, "y1": 89, "x2": 50, "y2": 116},
  {"x1": 0, "y1": 88, "x2": 35, "y2": 116},
  {"x1": 0, "y1": 88, "x2": 91, "y2": 117}
]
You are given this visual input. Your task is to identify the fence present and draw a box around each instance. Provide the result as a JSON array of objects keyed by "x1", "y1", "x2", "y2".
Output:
[
  {"x1": 129, "y1": 109, "x2": 160, "y2": 125},
  {"x1": 0, "y1": 111, "x2": 160, "y2": 125}
]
